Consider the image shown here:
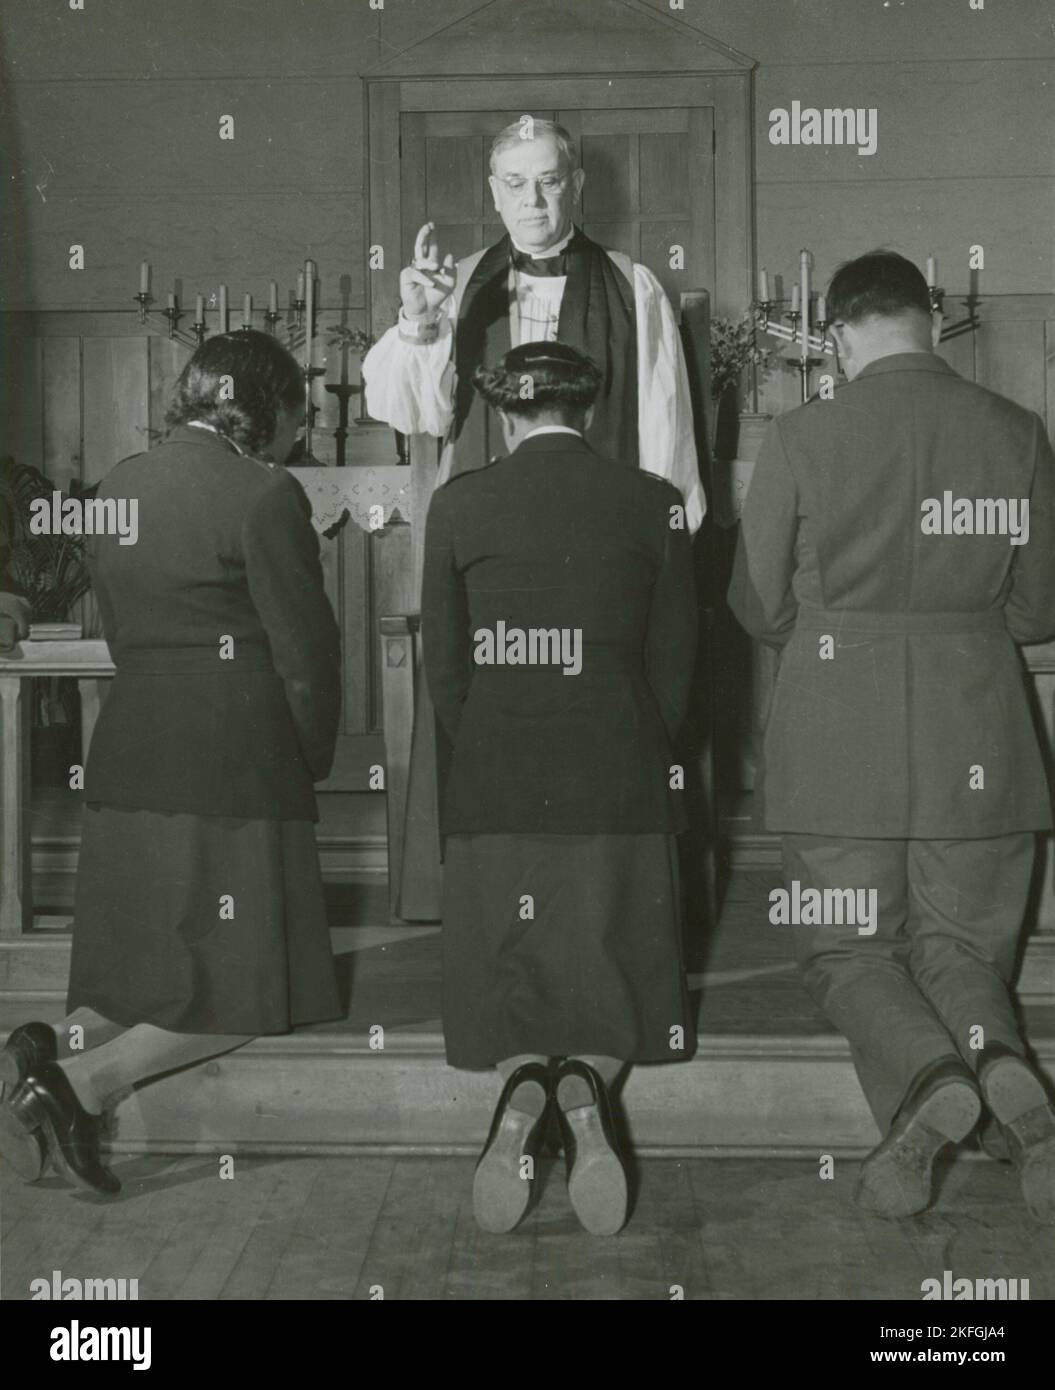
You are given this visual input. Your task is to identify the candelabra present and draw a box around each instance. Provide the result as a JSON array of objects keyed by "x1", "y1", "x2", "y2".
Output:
[{"x1": 133, "y1": 291, "x2": 206, "y2": 349}]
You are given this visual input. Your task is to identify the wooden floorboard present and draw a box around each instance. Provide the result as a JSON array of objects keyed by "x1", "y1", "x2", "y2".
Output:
[{"x1": 3, "y1": 1154, "x2": 1053, "y2": 1300}]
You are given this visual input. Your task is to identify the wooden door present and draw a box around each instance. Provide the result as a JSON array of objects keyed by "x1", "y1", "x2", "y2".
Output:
[{"x1": 398, "y1": 104, "x2": 716, "y2": 303}]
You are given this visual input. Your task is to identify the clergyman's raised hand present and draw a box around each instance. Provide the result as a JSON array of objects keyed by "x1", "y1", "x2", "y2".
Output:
[{"x1": 399, "y1": 222, "x2": 456, "y2": 317}]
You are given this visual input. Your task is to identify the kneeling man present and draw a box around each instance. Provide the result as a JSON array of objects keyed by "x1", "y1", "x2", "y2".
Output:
[{"x1": 730, "y1": 250, "x2": 1055, "y2": 1221}]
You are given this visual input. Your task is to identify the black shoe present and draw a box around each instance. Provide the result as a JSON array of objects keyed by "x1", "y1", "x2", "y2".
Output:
[
  {"x1": 555, "y1": 1058, "x2": 628, "y2": 1236},
  {"x1": 979, "y1": 1051, "x2": 1055, "y2": 1224},
  {"x1": 9, "y1": 1062, "x2": 119, "y2": 1197},
  {"x1": 856, "y1": 1057, "x2": 981, "y2": 1219},
  {"x1": 0, "y1": 1022, "x2": 58, "y2": 1087},
  {"x1": 0, "y1": 1023, "x2": 57, "y2": 1182},
  {"x1": 473, "y1": 1062, "x2": 551, "y2": 1234}
]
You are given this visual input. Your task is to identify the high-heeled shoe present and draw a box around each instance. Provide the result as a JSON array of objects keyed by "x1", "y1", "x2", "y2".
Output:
[
  {"x1": 9, "y1": 1062, "x2": 119, "y2": 1196},
  {"x1": 0, "y1": 1022, "x2": 57, "y2": 1181},
  {"x1": 473, "y1": 1061, "x2": 552, "y2": 1234},
  {"x1": 555, "y1": 1058, "x2": 628, "y2": 1236}
]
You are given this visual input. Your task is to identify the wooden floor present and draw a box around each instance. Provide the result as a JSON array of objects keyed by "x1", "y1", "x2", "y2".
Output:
[{"x1": 2, "y1": 1152, "x2": 1051, "y2": 1301}]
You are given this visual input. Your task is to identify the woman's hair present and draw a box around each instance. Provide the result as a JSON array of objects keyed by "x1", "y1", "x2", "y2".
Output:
[
  {"x1": 165, "y1": 329, "x2": 303, "y2": 453},
  {"x1": 472, "y1": 341, "x2": 602, "y2": 420}
]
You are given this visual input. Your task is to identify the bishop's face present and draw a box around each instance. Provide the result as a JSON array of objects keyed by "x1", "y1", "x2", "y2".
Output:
[{"x1": 488, "y1": 134, "x2": 585, "y2": 253}]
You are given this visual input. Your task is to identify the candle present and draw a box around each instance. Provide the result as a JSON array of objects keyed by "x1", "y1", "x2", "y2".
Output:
[
  {"x1": 297, "y1": 271, "x2": 305, "y2": 301},
  {"x1": 304, "y1": 259, "x2": 315, "y2": 367},
  {"x1": 799, "y1": 248, "x2": 811, "y2": 364},
  {"x1": 195, "y1": 293, "x2": 204, "y2": 323},
  {"x1": 790, "y1": 285, "x2": 800, "y2": 314},
  {"x1": 926, "y1": 256, "x2": 937, "y2": 288},
  {"x1": 816, "y1": 293, "x2": 827, "y2": 323},
  {"x1": 218, "y1": 284, "x2": 228, "y2": 332},
  {"x1": 269, "y1": 280, "x2": 278, "y2": 314},
  {"x1": 243, "y1": 293, "x2": 252, "y2": 328},
  {"x1": 167, "y1": 291, "x2": 176, "y2": 311},
  {"x1": 758, "y1": 268, "x2": 769, "y2": 302},
  {"x1": 139, "y1": 261, "x2": 150, "y2": 295}
]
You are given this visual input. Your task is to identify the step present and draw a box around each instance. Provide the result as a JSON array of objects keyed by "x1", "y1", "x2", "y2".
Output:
[{"x1": 2, "y1": 996, "x2": 1052, "y2": 1160}]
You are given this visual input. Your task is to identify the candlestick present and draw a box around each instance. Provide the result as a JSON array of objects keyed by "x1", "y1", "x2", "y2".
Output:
[
  {"x1": 140, "y1": 261, "x2": 151, "y2": 295},
  {"x1": 758, "y1": 268, "x2": 769, "y2": 303},
  {"x1": 304, "y1": 260, "x2": 315, "y2": 367},
  {"x1": 218, "y1": 285, "x2": 228, "y2": 333},
  {"x1": 926, "y1": 256, "x2": 937, "y2": 288},
  {"x1": 243, "y1": 292, "x2": 252, "y2": 329}
]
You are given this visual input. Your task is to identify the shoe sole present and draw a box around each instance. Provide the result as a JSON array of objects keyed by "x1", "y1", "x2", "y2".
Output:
[
  {"x1": 9, "y1": 1084, "x2": 119, "y2": 1197},
  {"x1": 981, "y1": 1056, "x2": 1049, "y2": 1127},
  {"x1": 565, "y1": 1105, "x2": 628, "y2": 1237},
  {"x1": 857, "y1": 1079, "x2": 980, "y2": 1220},
  {"x1": 0, "y1": 1089, "x2": 47, "y2": 1182},
  {"x1": 472, "y1": 1109, "x2": 537, "y2": 1234}
]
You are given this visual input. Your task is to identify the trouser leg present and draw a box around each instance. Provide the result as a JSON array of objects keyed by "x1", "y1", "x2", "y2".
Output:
[
  {"x1": 907, "y1": 833, "x2": 1035, "y2": 1068},
  {"x1": 784, "y1": 834, "x2": 961, "y2": 1133}
]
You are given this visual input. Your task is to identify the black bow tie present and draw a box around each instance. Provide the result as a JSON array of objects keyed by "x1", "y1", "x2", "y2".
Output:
[{"x1": 511, "y1": 247, "x2": 569, "y2": 277}]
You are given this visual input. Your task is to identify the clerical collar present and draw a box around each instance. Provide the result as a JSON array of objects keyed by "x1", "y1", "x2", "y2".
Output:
[{"x1": 509, "y1": 228, "x2": 574, "y2": 259}]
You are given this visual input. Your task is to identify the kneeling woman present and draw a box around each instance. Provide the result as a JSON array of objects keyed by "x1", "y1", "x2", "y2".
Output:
[
  {"x1": 422, "y1": 341, "x2": 698, "y2": 1235},
  {"x1": 0, "y1": 331, "x2": 342, "y2": 1195}
]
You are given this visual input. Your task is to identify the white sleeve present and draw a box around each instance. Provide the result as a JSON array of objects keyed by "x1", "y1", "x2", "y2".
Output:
[
  {"x1": 361, "y1": 298, "x2": 457, "y2": 438},
  {"x1": 633, "y1": 263, "x2": 706, "y2": 533}
]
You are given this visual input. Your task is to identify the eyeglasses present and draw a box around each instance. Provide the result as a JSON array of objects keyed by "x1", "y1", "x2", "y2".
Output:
[{"x1": 493, "y1": 174, "x2": 568, "y2": 196}]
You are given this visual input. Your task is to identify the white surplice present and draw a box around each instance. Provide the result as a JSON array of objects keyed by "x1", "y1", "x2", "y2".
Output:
[{"x1": 362, "y1": 251, "x2": 705, "y2": 532}]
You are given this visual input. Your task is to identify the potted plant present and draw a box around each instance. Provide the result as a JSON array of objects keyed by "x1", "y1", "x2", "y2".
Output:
[
  {"x1": 0, "y1": 457, "x2": 92, "y2": 781},
  {"x1": 710, "y1": 313, "x2": 772, "y2": 462}
]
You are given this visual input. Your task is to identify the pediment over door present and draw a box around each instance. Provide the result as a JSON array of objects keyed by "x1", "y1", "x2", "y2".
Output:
[{"x1": 365, "y1": 0, "x2": 755, "y2": 78}]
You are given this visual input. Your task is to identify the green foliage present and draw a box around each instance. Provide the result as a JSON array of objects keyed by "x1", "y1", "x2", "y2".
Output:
[
  {"x1": 710, "y1": 313, "x2": 771, "y2": 402},
  {"x1": 0, "y1": 457, "x2": 91, "y2": 622},
  {"x1": 327, "y1": 325, "x2": 376, "y2": 359}
]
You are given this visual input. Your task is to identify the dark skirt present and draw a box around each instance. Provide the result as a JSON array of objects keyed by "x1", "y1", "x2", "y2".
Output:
[
  {"x1": 67, "y1": 804, "x2": 341, "y2": 1035},
  {"x1": 441, "y1": 832, "x2": 696, "y2": 1068}
]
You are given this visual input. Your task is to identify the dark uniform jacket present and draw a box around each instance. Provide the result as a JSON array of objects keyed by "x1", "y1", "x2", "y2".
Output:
[
  {"x1": 729, "y1": 352, "x2": 1055, "y2": 839},
  {"x1": 84, "y1": 425, "x2": 341, "y2": 821},
  {"x1": 422, "y1": 430, "x2": 697, "y2": 835}
]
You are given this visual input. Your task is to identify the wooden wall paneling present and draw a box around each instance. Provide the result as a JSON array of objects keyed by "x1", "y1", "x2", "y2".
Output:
[
  {"x1": 688, "y1": 107, "x2": 717, "y2": 303},
  {"x1": 369, "y1": 521, "x2": 414, "y2": 732},
  {"x1": 81, "y1": 337, "x2": 149, "y2": 484},
  {"x1": 399, "y1": 113, "x2": 429, "y2": 268},
  {"x1": 975, "y1": 318, "x2": 1047, "y2": 416},
  {"x1": 1046, "y1": 321, "x2": 1055, "y2": 443},
  {"x1": 340, "y1": 522, "x2": 371, "y2": 736},
  {"x1": 7, "y1": 337, "x2": 44, "y2": 471},
  {"x1": 41, "y1": 336, "x2": 82, "y2": 490},
  {"x1": 712, "y1": 76, "x2": 754, "y2": 317},
  {"x1": 148, "y1": 336, "x2": 191, "y2": 446},
  {"x1": 935, "y1": 326, "x2": 976, "y2": 383},
  {"x1": 368, "y1": 83, "x2": 404, "y2": 338}
]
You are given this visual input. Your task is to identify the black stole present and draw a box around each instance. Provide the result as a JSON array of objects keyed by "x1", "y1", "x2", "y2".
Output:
[{"x1": 450, "y1": 227, "x2": 638, "y2": 476}]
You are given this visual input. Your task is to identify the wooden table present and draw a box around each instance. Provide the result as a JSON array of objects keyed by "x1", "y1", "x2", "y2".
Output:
[{"x1": 0, "y1": 640, "x2": 113, "y2": 937}]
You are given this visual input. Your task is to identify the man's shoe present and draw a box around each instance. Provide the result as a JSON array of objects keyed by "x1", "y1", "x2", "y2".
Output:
[
  {"x1": 9, "y1": 1063, "x2": 119, "y2": 1197},
  {"x1": 856, "y1": 1058, "x2": 981, "y2": 1219},
  {"x1": 472, "y1": 1062, "x2": 551, "y2": 1234},
  {"x1": 555, "y1": 1059, "x2": 628, "y2": 1236},
  {"x1": 979, "y1": 1052, "x2": 1055, "y2": 1224},
  {"x1": 0, "y1": 1023, "x2": 57, "y2": 1182}
]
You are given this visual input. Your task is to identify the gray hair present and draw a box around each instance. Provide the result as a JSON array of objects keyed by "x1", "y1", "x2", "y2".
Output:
[{"x1": 489, "y1": 118, "x2": 580, "y2": 173}]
